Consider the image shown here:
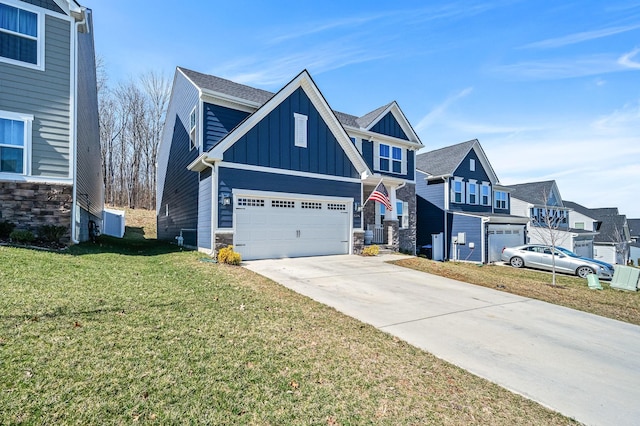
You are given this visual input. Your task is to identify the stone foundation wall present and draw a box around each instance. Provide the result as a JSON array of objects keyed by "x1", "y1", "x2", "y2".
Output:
[
  {"x1": 214, "y1": 232, "x2": 234, "y2": 257},
  {"x1": 352, "y1": 230, "x2": 364, "y2": 254},
  {"x1": 0, "y1": 182, "x2": 72, "y2": 241},
  {"x1": 397, "y1": 183, "x2": 417, "y2": 254}
]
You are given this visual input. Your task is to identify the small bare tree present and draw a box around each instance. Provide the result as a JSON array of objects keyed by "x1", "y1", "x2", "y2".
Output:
[
  {"x1": 612, "y1": 224, "x2": 630, "y2": 265},
  {"x1": 528, "y1": 194, "x2": 570, "y2": 286}
]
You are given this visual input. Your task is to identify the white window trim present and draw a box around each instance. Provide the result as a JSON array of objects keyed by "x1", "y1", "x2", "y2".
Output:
[
  {"x1": 294, "y1": 112, "x2": 308, "y2": 148},
  {"x1": 470, "y1": 158, "x2": 476, "y2": 171},
  {"x1": 481, "y1": 182, "x2": 491, "y2": 206},
  {"x1": 0, "y1": 110, "x2": 33, "y2": 176},
  {"x1": 374, "y1": 140, "x2": 406, "y2": 175},
  {"x1": 0, "y1": 1, "x2": 45, "y2": 71},
  {"x1": 467, "y1": 179, "x2": 478, "y2": 205},
  {"x1": 452, "y1": 177, "x2": 464, "y2": 204},
  {"x1": 399, "y1": 200, "x2": 409, "y2": 229},
  {"x1": 494, "y1": 190, "x2": 508, "y2": 209},
  {"x1": 189, "y1": 106, "x2": 197, "y2": 150}
]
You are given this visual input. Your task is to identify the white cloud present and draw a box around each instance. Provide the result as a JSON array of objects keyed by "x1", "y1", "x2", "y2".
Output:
[
  {"x1": 521, "y1": 24, "x2": 640, "y2": 49},
  {"x1": 618, "y1": 47, "x2": 640, "y2": 69},
  {"x1": 414, "y1": 87, "x2": 473, "y2": 132},
  {"x1": 491, "y1": 55, "x2": 625, "y2": 80}
]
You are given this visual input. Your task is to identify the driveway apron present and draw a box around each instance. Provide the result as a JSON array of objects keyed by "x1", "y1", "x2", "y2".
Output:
[{"x1": 244, "y1": 254, "x2": 640, "y2": 426}]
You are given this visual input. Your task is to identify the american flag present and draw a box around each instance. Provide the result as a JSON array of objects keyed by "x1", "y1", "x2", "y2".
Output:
[{"x1": 367, "y1": 181, "x2": 392, "y2": 211}]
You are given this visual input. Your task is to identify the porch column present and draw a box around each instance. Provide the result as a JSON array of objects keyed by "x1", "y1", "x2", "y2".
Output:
[{"x1": 383, "y1": 184, "x2": 399, "y2": 251}]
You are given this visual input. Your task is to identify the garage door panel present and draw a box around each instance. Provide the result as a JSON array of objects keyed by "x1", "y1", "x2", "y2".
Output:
[
  {"x1": 234, "y1": 195, "x2": 351, "y2": 260},
  {"x1": 487, "y1": 224, "x2": 526, "y2": 263}
]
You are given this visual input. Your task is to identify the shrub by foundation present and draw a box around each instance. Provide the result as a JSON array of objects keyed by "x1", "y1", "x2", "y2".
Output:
[
  {"x1": 362, "y1": 245, "x2": 380, "y2": 256},
  {"x1": 217, "y1": 245, "x2": 242, "y2": 265}
]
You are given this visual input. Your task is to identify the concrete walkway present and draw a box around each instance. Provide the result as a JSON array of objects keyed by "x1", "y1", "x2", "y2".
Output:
[{"x1": 244, "y1": 254, "x2": 640, "y2": 426}]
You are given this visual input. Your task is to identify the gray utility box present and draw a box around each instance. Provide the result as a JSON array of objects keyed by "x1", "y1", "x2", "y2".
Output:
[{"x1": 610, "y1": 266, "x2": 640, "y2": 292}]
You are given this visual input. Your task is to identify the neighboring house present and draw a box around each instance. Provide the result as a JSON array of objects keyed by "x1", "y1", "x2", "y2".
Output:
[
  {"x1": 156, "y1": 67, "x2": 422, "y2": 260},
  {"x1": 507, "y1": 181, "x2": 597, "y2": 257},
  {"x1": 415, "y1": 139, "x2": 529, "y2": 263},
  {"x1": 588, "y1": 208, "x2": 631, "y2": 265},
  {"x1": 628, "y1": 218, "x2": 640, "y2": 265},
  {"x1": 0, "y1": 0, "x2": 102, "y2": 242},
  {"x1": 563, "y1": 200, "x2": 602, "y2": 258}
]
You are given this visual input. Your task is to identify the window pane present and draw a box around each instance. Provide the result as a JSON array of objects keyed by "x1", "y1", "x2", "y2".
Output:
[
  {"x1": 0, "y1": 31, "x2": 37, "y2": 64},
  {"x1": 0, "y1": 4, "x2": 18, "y2": 33},
  {"x1": 18, "y1": 9, "x2": 37, "y2": 37},
  {"x1": 379, "y1": 158, "x2": 389, "y2": 171},
  {"x1": 0, "y1": 146, "x2": 24, "y2": 173},
  {"x1": 392, "y1": 160, "x2": 401, "y2": 173},
  {"x1": 396, "y1": 201, "x2": 403, "y2": 214},
  {"x1": 379, "y1": 144, "x2": 389, "y2": 158},
  {"x1": 0, "y1": 118, "x2": 24, "y2": 146},
  {"x1": 392, "y1": 146, "x2": 402, "y2": 160}
]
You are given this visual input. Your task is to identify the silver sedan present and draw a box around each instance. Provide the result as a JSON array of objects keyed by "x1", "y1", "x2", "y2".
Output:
[{"x1": 501, "y1": 244, "x2": 614, "y2": 279}]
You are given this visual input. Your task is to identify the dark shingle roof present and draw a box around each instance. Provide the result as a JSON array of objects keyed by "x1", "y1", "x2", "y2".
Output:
[
  {"x1": 593, "y1": 214, "x2": 627, "y2": 243},
  {"x1": 178, "y1": 66, "x2": 393, "y2": 131},
  {"x1": 563, "y1": 201, "x2": 597, "y2": 219},
  {"x1": 506, "y1": 180, "x2": 557, "y2": 206},
  {"x1": 179, "y1": 67, "x2": 275, "y2": 105},
  {"x1": 628, "y1": 218, "x2": 640, "y2": 238},
  {"x1": 416, "y1": 139, "x2": 477, "y2": 176}
]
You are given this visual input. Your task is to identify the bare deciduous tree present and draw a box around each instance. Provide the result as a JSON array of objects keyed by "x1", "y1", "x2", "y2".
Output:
[{"x1": 98, "y1": 58, "x2": 170, "y2": 210}]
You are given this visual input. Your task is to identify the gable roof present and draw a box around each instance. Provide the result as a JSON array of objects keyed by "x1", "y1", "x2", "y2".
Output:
[
  {"x1": 191, "y1": 69, "x2": 370, "y2": 176},
  {"x1": 563, "y1": 201, "x2": 598, "y2": 219},
  {"x1": 416, "y1": 139, "x2": 499, "y2": 183},
  {"x1": 593, "y1": 214, "x2": 627, "y2": 243},
  {"x1": 507, "y1": 180, "x2": 564, "y2": 207},
  {"x1": 178, "y1": 67, "x2": 420, "y2": 145},
  {"x1": 628, "y1": 218, "x2": 640, "y2": 238}
]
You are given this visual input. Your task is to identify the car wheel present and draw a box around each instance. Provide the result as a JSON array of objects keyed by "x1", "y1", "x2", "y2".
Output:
[
  {"x1": 576, "y1": 266, "x2": 595, "y2": 278},
  {"x1": 510, "y1": 257, "x2": 524, "y2": 268}
]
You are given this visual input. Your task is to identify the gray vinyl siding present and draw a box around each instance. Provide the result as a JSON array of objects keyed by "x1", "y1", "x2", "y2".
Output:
[
  {"x1": 0, "y1": 14, "x2": 71, "y2": 178},
  {"x1": 75, "y1": 9, "x2": 103, "y2": 229}
]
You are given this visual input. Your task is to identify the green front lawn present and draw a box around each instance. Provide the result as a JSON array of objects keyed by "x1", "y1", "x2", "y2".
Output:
[{"x1": 0, "y1": 238, "x2": 575, "y2": 425}]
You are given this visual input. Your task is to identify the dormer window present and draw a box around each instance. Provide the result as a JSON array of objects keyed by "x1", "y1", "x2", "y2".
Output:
[
  {"x1": 495, "y1": 191, "x2": 508, "y2": 209},
  {"x1": 0, "y1": 3, "x2": 42, "y2": 69}
]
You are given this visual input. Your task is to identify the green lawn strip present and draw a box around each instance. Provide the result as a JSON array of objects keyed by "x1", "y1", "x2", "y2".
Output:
[
  {"x1": 392, "y1": 257, "x2": 640, "y2": 326},
  {"x1": 1, "y1": 244, "x2": 575, "y2": 425}
]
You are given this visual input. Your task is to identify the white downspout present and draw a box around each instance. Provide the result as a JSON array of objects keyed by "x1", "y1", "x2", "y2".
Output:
[{"x1": 70, "y1": 9, "x2": 87, "y2": 244}]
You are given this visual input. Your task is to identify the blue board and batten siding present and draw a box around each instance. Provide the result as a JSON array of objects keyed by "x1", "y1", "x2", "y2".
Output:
[
  {"x1": 224, "y1": 87, "x2": 358, "y2": 179},
  {"x1": 370, "y1": 112, "x2": 409, "y2": 140},
  {"x1": 360, "y1": 140, "x2": 415, "y2": 181},
  {"x1": 449, "y1": 150, "x2": 492, "y2": 213},
  {"x1": 449, "y1": 214, "x2": 482, "y2": 263},
  {"x1": 203, "y1": 103, "x2": 250, "y2": 152},
  {"x1": 218, "y1": 167, "x2": 361, "y2": 229},
  {"x1": 157, "y1": 73, "x2": 200, "y2": 244}
]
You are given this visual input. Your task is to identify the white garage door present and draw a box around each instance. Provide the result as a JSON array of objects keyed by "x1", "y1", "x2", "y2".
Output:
[
  {"x1": 487, "y1": 224, "x2": 526, "y2": 263},
  {"x1": 573, "y1": 240, "x2": 593, "y2": 258},
  {"x1": 234, "y1": 193, "x2": 351, "y2": 260}
]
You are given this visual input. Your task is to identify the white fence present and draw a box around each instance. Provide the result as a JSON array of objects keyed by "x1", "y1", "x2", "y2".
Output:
[{"x1": 102, "y1": 208, "x2": 125, "y2": 238}]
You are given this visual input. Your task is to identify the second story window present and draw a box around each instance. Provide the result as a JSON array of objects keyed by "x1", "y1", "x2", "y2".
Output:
[
  {"x1": 377, "y1": 142, "x2": 405, "y2": 175},
  {"x1": 189, "y1": 107, "x2": 197, "y2": 150},
  {"x1": 0, "y1": 3, "x2": 40, "y2": 68},
  {"x1": 481, "y1": 183, "x2": 491, "y2": 206},
  {"x1": 467, "y1": 180, "x2": 478, "y2": 204},
  {"x1": 452, "y1": 178, "x2": 464, "y2": 203},
  {"x1": 495, "y1": 191, "x2": 508, "y2": 209}
]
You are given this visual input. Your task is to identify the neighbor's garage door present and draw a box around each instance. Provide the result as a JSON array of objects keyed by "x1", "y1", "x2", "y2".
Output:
[
  {"x1": 573, "y1": 239, "x2": 593, "y2": 258},
  {"x1": 487, "y1": 224, "x2": 526, "y2": 263},
  {"x1": 234, "y1": 194, "x2": 351, "y2": 260}
]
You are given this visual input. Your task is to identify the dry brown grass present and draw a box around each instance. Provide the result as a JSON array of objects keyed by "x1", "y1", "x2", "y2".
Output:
[
  {"x1": 106, "y1": 205, "x2": 157, "y2": 239},
  {"x1": 393, "y1": 257, "x2": 640, "y2": 325}
]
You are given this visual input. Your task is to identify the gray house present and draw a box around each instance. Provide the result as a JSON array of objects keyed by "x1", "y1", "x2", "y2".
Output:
[{"x1": 0, "y1": 0, "x2": 102, "y2": 242}]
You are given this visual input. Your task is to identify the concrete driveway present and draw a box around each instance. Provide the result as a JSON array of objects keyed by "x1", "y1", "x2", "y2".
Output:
[{"x1": 244, "y1": 254, "x2": 640, "y2": 426}]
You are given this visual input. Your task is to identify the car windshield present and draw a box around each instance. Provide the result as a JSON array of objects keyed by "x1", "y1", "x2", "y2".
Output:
[{"x1": 556, "y1": 247, "x2": 580, "y2": 258}]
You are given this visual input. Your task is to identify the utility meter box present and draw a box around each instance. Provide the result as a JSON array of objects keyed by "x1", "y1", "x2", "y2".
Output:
[{"x1": 457, "y1": 232, "x2": 466, "y2": 245}]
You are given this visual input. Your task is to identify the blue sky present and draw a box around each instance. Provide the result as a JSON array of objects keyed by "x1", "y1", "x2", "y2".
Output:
[{"x1": 92, "y1": 0, "x2": 640, "y2": 218}]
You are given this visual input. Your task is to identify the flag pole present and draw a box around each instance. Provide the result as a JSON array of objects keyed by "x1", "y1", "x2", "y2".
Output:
[{"x1": 361, "y1": 177, "x2": 385, "y2": 208}]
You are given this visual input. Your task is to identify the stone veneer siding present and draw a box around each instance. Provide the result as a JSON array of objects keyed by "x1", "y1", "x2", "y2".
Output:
[
  {"x1": 397, "y1": 183, "x2": 416, "y2": 254},
  {"x1": 0, "y1": 182, "x2": 72, "y2": 241},
  {"x1": 352, "y1": 230, "x2": 364, "y2": 254},
  {"x1": 214, "y1": 231, "x2": 234, "y2": 256}
]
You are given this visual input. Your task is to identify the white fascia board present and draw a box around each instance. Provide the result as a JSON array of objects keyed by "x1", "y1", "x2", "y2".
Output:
[
  {"x1": 209, "y1": 70, "x2": 370, "y2": 177},
  {"x1": 187, "y1": 153, "x2": 221, "y2": 172},
  {"x1": 346, "y1": 126, "x2": 423, "y2": 150},
  {"x1": 364, "y1": 101, "x2": 423, "y2": 146},
  {"x1": 219, "y1": 162, "x2": 362, "y2": 184}
]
